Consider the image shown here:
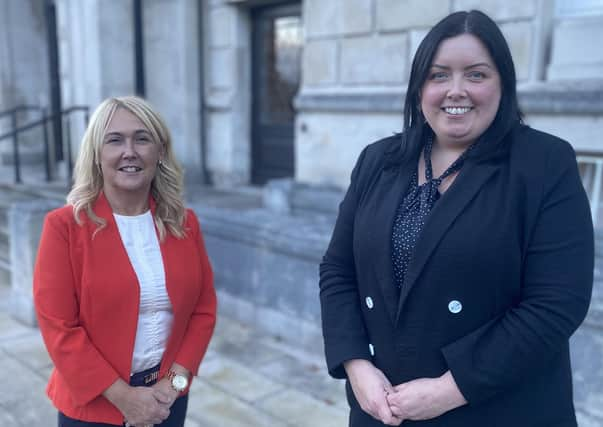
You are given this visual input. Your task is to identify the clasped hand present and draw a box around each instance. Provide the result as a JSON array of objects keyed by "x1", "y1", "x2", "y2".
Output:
[
  {"x1": 122, "y1": 379, "x2": 179, "y2": 427},
  {"x1": 344, "y1": 360, "x2": 467, "y2": 425}
]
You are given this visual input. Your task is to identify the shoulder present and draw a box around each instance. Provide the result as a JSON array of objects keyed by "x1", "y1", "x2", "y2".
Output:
[
  {"x1": 45, "y1": 205, "x2": 75, "y2": 227},
  {"x1": 40, "y1": 205, "x2": 79, "y2": 242},
  {"x1": 363, "y1": 134, "x2": 403, "y2": 160},
  {"x1": 510, "y1": 125, "x2": 575, "y2": 159},
  {"x1": 353, "y1": 134, "x2": 402, "y2": 175},
  {"x1": 505, "y1": 125, "x2": 582, "y2": 196}
]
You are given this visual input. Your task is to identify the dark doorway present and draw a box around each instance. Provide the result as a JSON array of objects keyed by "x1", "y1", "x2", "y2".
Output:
[{"x1": 251, "y1": 2, "x2": 302, "y2": 185}]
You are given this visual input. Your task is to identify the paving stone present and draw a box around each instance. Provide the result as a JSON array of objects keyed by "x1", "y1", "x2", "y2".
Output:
[
  {"x1": 208, "y1": 335, "x2": 280, "y2": 368},
  {"x1": 5, "y1": 390, "x2": 56, "y2": 426},
  {"x1": 184, "y1": 417, "x2": 204, "y2": 427},
  {"x1": 37, "y1": 363, "x2": 53, "y2": 380},
  {"x1": 258, "y1": 354, "x2": 347, "y2": 410},
  {"x1": 0, "y1": 350, "x2": 49, "y2": 406},
  {"x1": 198, "y1": 355, "x2": 284, "y2": 402},
  {"x1": 207, "y1": 317, "x2": 283, "y2": 368},
  {"x1": 213, "y1": 315, "x2": 255, "y2": 341},
  {"x1": 0, "y1": 331, "x2": 52, "y2": 371},
  {"x1": 0, "y1": 411, "x2": 20, "y2": 426},
  {"x1": 0, "y1": 311, "x2": 33, "y2": 341},
  {"x1": 259, "y1": 388, "x2": 348, "y2": 427},
  {"x1": 187, "y1": 379, "x2": 285, "y2": 427}
]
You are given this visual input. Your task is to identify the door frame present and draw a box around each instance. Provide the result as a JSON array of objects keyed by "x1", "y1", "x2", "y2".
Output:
[{"x1": 250, "y1": 1, "x2": 301, "y2": 185}]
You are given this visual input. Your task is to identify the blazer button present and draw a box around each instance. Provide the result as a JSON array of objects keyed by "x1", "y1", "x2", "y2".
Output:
[
  {"x1": 365, "y1": 297, "x2": 374, "y2": 309},
  {"x1": 448, "y1": 300, "x2": 462, "y2": 314},
  {"x1": 369, "y1": 343, "x2": 375, "y2": 356}
]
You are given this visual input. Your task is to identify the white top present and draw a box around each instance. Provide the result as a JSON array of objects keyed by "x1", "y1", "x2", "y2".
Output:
[{"x1": 113, "y1": 211, "x2": 173, "y2": 373}]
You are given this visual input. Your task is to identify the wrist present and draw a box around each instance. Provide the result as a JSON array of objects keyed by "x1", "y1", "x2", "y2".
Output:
[
  {"x1": 166, "y1": 369, "x2": 189, "y2": 393},
  {"x1": 344, "y1": 358, "x2": 370, "y2": 369},
  {"x1": 102, "y1": 379, "x2": 131, "y2": 411},
  {"x1": 344, "y1": 359, "x2": 373, "y2": 379},
  {"x1": 438, "y1": 371, "x2": 467, "y2": 408}
]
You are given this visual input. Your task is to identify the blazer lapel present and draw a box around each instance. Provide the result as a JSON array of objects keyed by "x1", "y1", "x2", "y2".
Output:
[
  {"x1": 371, "y1": 160, "x2": 416, "y2": 325},
  {"x1": 395, "y1": 160, "x2": 501, "y2": 322}
]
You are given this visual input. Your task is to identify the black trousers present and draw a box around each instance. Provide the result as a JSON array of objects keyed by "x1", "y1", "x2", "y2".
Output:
[
  {"x1": 58, "y1": 364, "x2": 188, "y2": 427},
  {"x1": 58, "y1": 395, "x2": 187, "y2": 427}
]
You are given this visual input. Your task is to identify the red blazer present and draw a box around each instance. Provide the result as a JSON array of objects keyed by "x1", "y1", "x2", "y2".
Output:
[{"x1": 33, "y1": 193, "x2": 217, "y2": 425}]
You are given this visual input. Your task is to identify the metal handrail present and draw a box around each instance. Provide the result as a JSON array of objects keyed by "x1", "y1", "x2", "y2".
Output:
[
  {"x1": 0, "y1": 105, "x2": 43, "y2": 120},
  {"x1": 0, "y1": 105, "x2": 89, "y2": 184}
]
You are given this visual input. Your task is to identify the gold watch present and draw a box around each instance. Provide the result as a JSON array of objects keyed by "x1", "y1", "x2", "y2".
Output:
[{"x1": 167, "y1": 370, "x2": 189, "y2": 392}]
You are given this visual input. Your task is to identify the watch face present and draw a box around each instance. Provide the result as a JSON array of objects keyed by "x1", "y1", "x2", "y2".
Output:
[{"x1": 172, "y1": 374, "x2": 188, "y2": 391}]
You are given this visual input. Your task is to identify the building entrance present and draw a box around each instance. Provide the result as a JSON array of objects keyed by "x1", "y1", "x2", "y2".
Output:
[{"x1": 251, "y1": 2, "x2": 302, "y2": 184}]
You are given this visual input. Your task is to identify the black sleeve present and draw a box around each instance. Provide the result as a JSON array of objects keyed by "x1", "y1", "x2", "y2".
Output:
[
  {"x1": 319, "y1": 146, "x2": 372, "y2": 379},
  {"x1": 441, "y1": 141, "x2": 594, "y2": 404}
]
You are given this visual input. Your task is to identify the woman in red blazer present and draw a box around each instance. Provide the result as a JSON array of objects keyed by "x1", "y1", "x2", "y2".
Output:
[{"x1": 34, "y1": 96, "x2": 217, "y2": 426}]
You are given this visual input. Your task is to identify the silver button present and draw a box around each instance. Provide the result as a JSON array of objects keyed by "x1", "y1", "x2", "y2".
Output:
[
  {"x1": 365, "y1": 297, "x2": 374, "y2": 309},
  {"x1": 448, "y1": 300, "x2": 462, "y2": 314},
  {"x1": 369, "y1": 343, "x2": 375, "y2": 356}
]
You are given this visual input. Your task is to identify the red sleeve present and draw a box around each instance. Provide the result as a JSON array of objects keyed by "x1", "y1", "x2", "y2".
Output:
[
  {"x1": 173, "y1": 210, "x2": 217, "y2": 375},
  {"x1": 33, "y1": 211, "x2": 120, "y2": 406}
]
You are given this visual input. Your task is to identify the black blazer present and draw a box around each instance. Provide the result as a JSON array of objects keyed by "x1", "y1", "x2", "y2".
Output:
[{"x1": 319, "y1": 124, "x2": 594, "y2": 427}]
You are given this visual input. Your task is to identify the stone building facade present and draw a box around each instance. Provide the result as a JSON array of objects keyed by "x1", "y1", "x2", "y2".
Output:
[
  {"x1": 2, "y1": 0, "x2": 603, "y2": 193},
  {"x1": 2, "y1": 0, "x2": 603, "y2": 425}
]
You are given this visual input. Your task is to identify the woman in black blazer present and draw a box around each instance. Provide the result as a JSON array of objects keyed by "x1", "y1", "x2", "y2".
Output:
[{"x1": 319, "y1": 10, "x2": 594, "y2": 427}]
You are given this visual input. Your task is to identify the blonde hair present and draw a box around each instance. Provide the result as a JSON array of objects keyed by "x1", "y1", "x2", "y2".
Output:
[{"x1": 67, "y1": 96, "x2": 186, "y2": 240}]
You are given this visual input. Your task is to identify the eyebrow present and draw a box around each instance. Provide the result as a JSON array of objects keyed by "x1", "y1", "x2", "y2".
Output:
[
  {"x1": 431, "y1": 62, "x2": 494, "y2": 70},
  {"x1": 104, "y1": 129, "x2": 151, "y2": 138}
]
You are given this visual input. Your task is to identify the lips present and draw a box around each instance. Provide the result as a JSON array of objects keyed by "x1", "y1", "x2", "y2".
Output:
[
  {"x1": 118, "y1": 166, "x2": 142, "y2": 172},
  {"x1": 443, "y1": 106, "x2": 473, "y2": 115}
]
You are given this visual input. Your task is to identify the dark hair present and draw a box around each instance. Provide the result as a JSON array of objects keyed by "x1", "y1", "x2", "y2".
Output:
[{"x1": 398, "y1": 10, "x2": 523, "y2": 161}]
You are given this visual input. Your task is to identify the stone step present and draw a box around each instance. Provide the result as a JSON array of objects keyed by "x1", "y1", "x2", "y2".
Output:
[{"x1": 0, "y1": 143, "x2": 45, "y2": 165}]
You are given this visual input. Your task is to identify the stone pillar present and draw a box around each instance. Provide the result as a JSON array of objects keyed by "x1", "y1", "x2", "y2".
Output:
[
  {"x1": 55, "y1": 0, "x2": 136, "y2": 166},
  {"x1": 203, "y1": 0, "x2": 252, "y2": 187},
  {"x1": 9, "y1": 199, "x2": 62, "y2": 327},
  {"x1": 56, "y1": 0, "x2": 135, "y2": 108},
  {"x1": 144, "y1": 0, "x2": 203, "y2": 185}
]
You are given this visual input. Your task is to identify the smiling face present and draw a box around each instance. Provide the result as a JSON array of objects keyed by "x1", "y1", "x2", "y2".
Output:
[
  {"x1": 99, "y1": 107, "x2": 163, "y2": 201},
  {"x1": 420, "y1": 33, "x2": 502, "y2": 150}
]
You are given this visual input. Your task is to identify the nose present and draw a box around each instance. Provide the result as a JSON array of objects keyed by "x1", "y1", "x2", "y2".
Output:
[
  {"x1": 446, "y1": 75, "x2": 467, "y2": 100},
  {"x1": 121, "y1": 138, "x2": 138, "y2": 159}
]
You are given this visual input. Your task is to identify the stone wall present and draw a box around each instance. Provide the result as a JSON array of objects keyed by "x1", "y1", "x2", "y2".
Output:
[
  {"x1": 0, "y1": 0, "x2": 50, "y2": 162},
  {"x1": 295, "y1": 0, "x2": 603, "y2": 189},
  {"x1": 56, "y1": 0, "x2": 204, "y2": 184}
]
